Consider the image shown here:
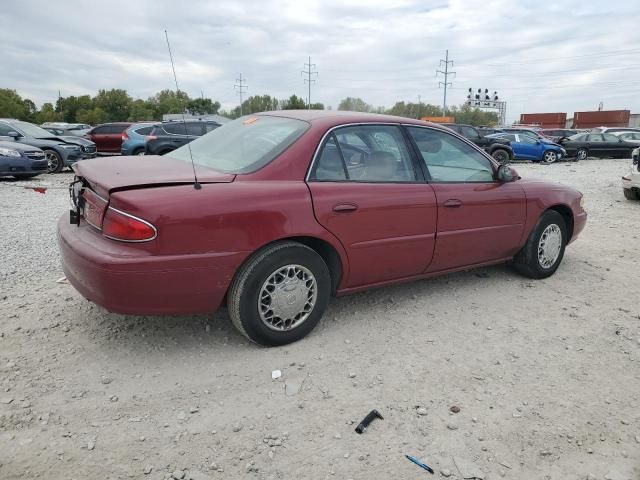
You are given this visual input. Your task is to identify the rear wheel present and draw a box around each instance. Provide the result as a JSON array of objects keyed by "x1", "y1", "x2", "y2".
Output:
[
  {"x1": 543, "y1": 150, "x2": 558, "y2": 163},
  {"x1": 513, "y1": 210, "x2": 567, "y2": 279},
  {"x1": 132, "y1": 148, "x2": 145, "y2": 156},
  {"x1": 228, "y1": 241, "x2": 331, "y2": 346},
  {"x1": 45, "y1": 149, "x2": 63, "y2": 173},
  {"x1": 576, "y1": 148, "x2": 588, "y2": 161},
  {"x1": 623, "y1": 188, "x2": 639, "y2": 200},
  {"x1": 491, "y1": 149, "x2": 510, "y2": 164}
]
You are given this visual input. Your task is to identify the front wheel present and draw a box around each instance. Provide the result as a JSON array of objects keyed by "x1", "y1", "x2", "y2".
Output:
[
  {"x1": 228, "y1": 241, "x2": 331, "y2": 346},
  {"x1": 513, "y1": 210, "x2": 567, "y2": 279},
  {"x1": 45, "y1": 149, "x2": 63, "y2": 173},
  {"x1": 542, "y1": 150, "x2": 558, "y2": 163},
  {"x1": 576, "y1": 148, "x2": 588, "y2": 161},
  {"x1": 491, "y1": 149, "x2": 510, "y2": 164}
]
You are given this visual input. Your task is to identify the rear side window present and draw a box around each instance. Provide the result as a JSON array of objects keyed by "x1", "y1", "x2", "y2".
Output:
[
  {"x1": 312, "y1": 136, "x2": 347, "y2": 181},
  {"x1": 162, "y1": 123, "x2": 204, "y2": 135},
  {"x1": 587, "y1": 134, "x2": 604, "y2": 142},
  {"x1": 91, "y1": 126, "x2": 110, "y2": 134},
  {"x1": 603, "y1": 133, "x2": 620, "y2": 142},
  {"x1": 461, "y1": 126, "x2": 480, "y2": 139},
  {"x1": 134, "y1": 126, "x2": 154, "y2": 135},
  {"x1": 204, "y1": 123, "x2": 220, "y2": 133}
]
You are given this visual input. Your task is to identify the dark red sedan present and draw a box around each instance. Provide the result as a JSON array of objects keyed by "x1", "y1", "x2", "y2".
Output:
[{"x1": 58, "y1": 111, "x2": 587, "y2": 346}]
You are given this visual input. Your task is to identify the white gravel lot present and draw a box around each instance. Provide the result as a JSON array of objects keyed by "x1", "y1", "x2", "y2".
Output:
[{"x1": 0, "y1": 159, "x2": 639, "y2": 480}]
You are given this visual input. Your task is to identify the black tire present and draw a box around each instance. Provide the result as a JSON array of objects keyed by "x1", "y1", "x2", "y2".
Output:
[
  {"x1": 513, "y1": 210, "x2": 567, "y2": 279},
  {"x1": 13, "y1": 173, "x2": 41, "y2": 179},
  {"x1": 624, "y1": 188, "x2": 639, "y2": 200},
  {"x1": 132, "y1": 148, "x2": 145, "y2": 156},
  {"x1": 44, "y1": 149, "x2": 63, "y2": 173},
  {"x1": 491, "y1": 149, "x2": 510, "y2": 164},
  {"x1": 228, "y1": 241, "x2": 331, "y2": 346},
  {"x1": 576, "y1": 148, "x2": 588, "y2": 161},
  {"x1": 542, "y1": 150, "x2": 558, "y2": 164}
]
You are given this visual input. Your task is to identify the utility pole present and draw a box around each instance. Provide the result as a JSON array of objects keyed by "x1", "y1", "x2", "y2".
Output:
[
  {"x1": 234, "y1": 73, "x2": 248, "y2": 116},
  {"x1": 301, "y1": 56, "x2": 318, "y2": 109},
  {"x1": 436, "y1": 50, "x2": 455, "y2": 116}
]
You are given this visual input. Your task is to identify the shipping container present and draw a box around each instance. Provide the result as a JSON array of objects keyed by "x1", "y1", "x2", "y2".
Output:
[
  {"x1": 421, "y1": 116, "x2": 455, "y2": 123},
  {"x1": 572, "y1": 110, "x2": 630, "y2": 129},
  {"x1": 518, "y1": 113, "x2": 567, "y2": 129}
]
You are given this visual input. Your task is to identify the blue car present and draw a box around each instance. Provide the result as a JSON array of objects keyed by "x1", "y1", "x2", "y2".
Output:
[
  {"x1": 0, "y1": 141, "x2": 48, "y2": 178},
  {"x1": 487, "y1": 133, "x2": 566, "y2": 163},
  {"x1": 121, "y1": 122, "x2": 157, "y2": 156}
]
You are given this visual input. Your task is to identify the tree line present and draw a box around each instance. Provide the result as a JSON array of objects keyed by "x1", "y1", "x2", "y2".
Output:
[{"x1": 0, "y1": 88, "x2": 499, "y2": 126}]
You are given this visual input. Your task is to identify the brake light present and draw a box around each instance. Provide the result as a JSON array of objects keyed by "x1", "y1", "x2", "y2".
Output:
[
  {"x1": 121, "y1": 131, "x2": 129, "y2": 141},
  {"x1": 102, "y1": 207, "x2": 157, "y2": 242},
  {"x1": 145, "y1": 135, "x2": 157, "y2": 142}
]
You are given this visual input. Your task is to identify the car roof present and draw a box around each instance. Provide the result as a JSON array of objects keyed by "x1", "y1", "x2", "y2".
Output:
[{"x1": 255, "y1": 110, "x2": 445, "y2": 130}]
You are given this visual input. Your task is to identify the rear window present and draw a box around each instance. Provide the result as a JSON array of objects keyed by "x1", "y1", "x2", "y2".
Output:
[{"x1": 167, "y1": 115, "x2": 309, "y2": 174}]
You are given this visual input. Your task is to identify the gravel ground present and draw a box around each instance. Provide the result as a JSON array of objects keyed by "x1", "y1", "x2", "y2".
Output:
[{"x1": 0, "y1": 159, "x2": 639, "y2": 480}]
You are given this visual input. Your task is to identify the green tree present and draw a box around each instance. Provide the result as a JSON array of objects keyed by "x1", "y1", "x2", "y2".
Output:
[
  {"x1": 186, "y1": 98, "x2": 221, "y2": 115},
  {"x1": 35, "y1": 103, "x2": 60, "y2": 123},
  {"x1": 148, "y1": 89, "x2": 189, "y2": 118},
  {"x1": 337, "y1": 97, "x2": 373, "y2": 112},
  {"x1": 280, "y1": 95, "x2": 306, "y2": 110},
  {"x1": 386, "y1": 101, "x2": 441, "y2": 119},
  {"x1": 128, "y1": 99, "x2": 156, "y2": 121},
  {"x1": 448, "y1": 104, "x2": 499, "y2": 126},
  {"x1": 56, "y1": 95, "x2": 94, "y2": 123},
  {"x1": 93, "y1": 89, "x2": 132, "y2": 121},
  {"x1": 308, "y1": 102, "x2": 324, "y2": 110},
  {"x1": 0, "y1": 89, "x2": 28, "y2": 119},
  {"x1": 76, "y1": 107, "x2": 108, "y2": 125}
]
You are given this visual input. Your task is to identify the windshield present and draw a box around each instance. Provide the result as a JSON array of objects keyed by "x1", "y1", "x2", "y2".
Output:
[
  {"x1": 167, "y1": 115, "x2": 309, "y2": 174},
  {"x1": 9, "y1": 120, "x2": 56, "y2": 138}
]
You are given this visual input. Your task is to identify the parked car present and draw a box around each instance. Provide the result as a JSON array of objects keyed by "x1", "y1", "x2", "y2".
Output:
[
  {"x1": 487, "y1": 133, "x2": 566, "y2": 163},
  {"x1": 121, "y1": 122, "x2": 157, "y2": 156},
  {"x1": 0, "y1": 118, "x2": 94, "y2": 173},
  {"x1": 145, "y1": 120, "x2": 221, "y2": 155},
  {"x1": 84, "y1": 123, "x2": 132, "y2": 154},
  {"x1": 42, "y1": 122, "x2": 92, "y2": 137},
  {"x1": 540, "y1": 129, "x2": 580, "y2": 142},
  {"x1": 58, "y1": 111, "x2": 587, "y2": 346},
  {"x1": 611, "y1": 131, "x2": 640, "y2": 145},
  {"x1": 0, "y1": 141, "x2": 48, "y2": 178},
  {"x1": 42, "y1": 128, "x2": 98, "y2": 155},
  {"x1": 591, "y1": 127, "x2": 640, "y2": 134},
  {"x1": 477, "y1": 127, "x2": 504, "y2": 137},
  {"x1": 621, "y1": 148, "x2": 640, "y2": 200},
  {"x1": 559, "y1": 132, "x2": 640, "y2": 160},
  {"x1": 441, "y1": 123, "x2": 513, "y2": 163}
]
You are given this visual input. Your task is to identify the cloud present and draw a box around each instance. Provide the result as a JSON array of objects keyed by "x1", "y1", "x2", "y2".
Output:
[{"x1": 1, "y1": 0, "x2": 638, "y2": 121}]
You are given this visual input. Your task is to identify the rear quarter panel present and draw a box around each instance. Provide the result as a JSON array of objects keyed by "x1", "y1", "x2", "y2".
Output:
[{"x1": 108, "y1": 181, "x2": 350, "y2": 277}]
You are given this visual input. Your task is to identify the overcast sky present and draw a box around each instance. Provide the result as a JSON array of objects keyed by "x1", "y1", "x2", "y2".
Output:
[{"x1": 2, "y1": 0, "x2": 639, "y2": 122}]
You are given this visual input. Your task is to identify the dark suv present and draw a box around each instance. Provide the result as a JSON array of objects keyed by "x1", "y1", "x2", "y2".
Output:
[
  {"x1": 145, "y1": 120, "x2": 221, "y2": 155},
  {"x1": 443, "y1": 123, "x2": 513, "y2": 163}
]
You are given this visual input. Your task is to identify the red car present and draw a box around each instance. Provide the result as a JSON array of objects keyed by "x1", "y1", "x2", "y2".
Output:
[
  {"x1": 58, "y1": 111, "x2": 587, "y2": 346},
  {"x1": 84, "y1": 122, "x2": 132, "y2": 153}
]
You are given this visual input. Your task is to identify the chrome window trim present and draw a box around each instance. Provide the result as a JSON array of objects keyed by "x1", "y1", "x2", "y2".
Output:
[{"x1": 102, "y1": 206, "x2": 158, "y2": 243}]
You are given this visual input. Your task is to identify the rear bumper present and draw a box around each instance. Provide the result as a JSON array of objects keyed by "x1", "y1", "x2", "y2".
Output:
[{"x1": 57, "y1": 215, "x2": 250, "y2": 315}]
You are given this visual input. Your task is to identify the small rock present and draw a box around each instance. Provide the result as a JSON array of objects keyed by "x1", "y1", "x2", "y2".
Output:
[
  {"x1": 172, "y1": 470, "x2": 185, "y2": 480},
  {"x1": 348, "y1": 372, "x2": 356, "y2": 378},
  {"x1": 189, "y1": 407, "x2": 199, "y2": 414},
  {"x1": 334, "y1": 433, "x2": 342, "y2": 439},
  {"x1": 417, "y1": 407, "x2": 428, "y2": 416},
  {"x1": 205, "y1": 324, "x2": 211, "y2": 333},
  {"x1": 441, "y1": 468, "x2": 452, "y2": 477},
  {"x1": 143, "y1": 465, "x2": 153, "y2": 475},
  {"x1": 450, "y1": 405, "x2": 461, "y2": 414},
  {"x1": 587, "y1": 448, "x2": 593, "y2": 454},
  {"x1": 100, "y1": 376, "x2": 113, "y2": 385},
  {"x1": 540, "y1": 450, "x2": 552, "y2": 456},
  {"x1": 87, "y1": 438, "x2": 95, "y2": 451},
  {"x1": 447, "y1": 423, "x2": 459, "y2": 430},
  {"x1": 232, "y1": 424, "x2": 243, "y2": 433}
]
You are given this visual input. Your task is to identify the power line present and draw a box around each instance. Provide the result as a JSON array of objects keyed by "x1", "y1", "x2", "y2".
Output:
[
  {"x1": 233, "y1": 73, "x2": 248, "y2": 115},
  {"x1": 436, "y1": 49, "x2": 455, "y2": 115},
  {"x1": 302, "y1": 56, "x2": 318, "y2": 109}
]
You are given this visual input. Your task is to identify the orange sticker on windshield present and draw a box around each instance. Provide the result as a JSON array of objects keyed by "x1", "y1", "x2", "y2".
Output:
[{"x1": 243, "y1": 117, "x2": 258, "y2": 125}]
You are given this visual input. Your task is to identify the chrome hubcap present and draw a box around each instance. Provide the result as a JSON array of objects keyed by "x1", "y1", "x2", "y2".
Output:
[
  {"x1": 538, "y1": 224, "x2": 562, "y2": 269},
  {"x1": 258, "y1": 264, "x2": 317, "y2": 331},
  {"x1": 544, "y1": 151, "x2": 556, "y2": 162},
  {"x1": 578, "y1": 150, "x2": 587, "y2": 160}
]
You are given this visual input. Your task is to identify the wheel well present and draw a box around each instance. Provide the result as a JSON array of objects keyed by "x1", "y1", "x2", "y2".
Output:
[
  {"x1": 547, "y1": 205, "x2": 574, "y2": 241},
  {"x1": 288, "y1": 236, "x2": 343, "y2": 294}
]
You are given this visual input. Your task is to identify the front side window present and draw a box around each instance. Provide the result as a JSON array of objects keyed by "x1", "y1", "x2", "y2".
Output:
[
  {"x1": 407, "y1": 127, "x2": 495, "y2": 183},
  {"x1": 167, "y1": 115, "x2": 308, "y2": 174},
  {"x1": 310, "y1": 125, "x2": 416, "y2": 182},
  {"x1": 0, "y1": 124, "x2": 15, "y2": 136},
  {"x1": 92, "y1": 126, "x2": 109, "y2": 134},
  {"x1": 588, "y1": 134, "x2": 604, "y2": 142},
  {"x1": 520, "y1": 135, "x2": 537, "y2": 145},
  {"x1": 461, "y1": 126, "x2": 480, "y2": 139}
]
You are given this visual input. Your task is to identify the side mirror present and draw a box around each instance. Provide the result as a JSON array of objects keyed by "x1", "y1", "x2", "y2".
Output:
[
  {"x1": 7, "y1": 131, "x2": 22, "y2": 139},
  {"x1": 535, "y1": 140, "x2": 541, "y2": 145},
  {"x1": 497, "y1": 164, "x2": 517, "y2": 182}
]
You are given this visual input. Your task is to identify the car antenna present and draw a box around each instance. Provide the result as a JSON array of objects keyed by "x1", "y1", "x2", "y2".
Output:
[{"x1": 164, "y1": 29, "x2": 201, "y2": 190}]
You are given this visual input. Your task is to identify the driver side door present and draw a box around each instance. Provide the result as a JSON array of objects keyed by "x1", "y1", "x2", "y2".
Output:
[{"x1": 405, "y1": 126, "x2": 526, "y2": 272}]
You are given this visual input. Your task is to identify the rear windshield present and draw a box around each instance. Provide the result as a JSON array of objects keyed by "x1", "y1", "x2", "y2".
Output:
[{"x1": 167, "y1": 115, "x2": 309, "y2": 174}]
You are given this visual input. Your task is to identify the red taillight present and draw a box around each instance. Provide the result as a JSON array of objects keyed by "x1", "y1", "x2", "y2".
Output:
[
  {"x1": 145, "y1": 135, "x2": 157, "y2": 142},
  {"x1": 121, "y1": 131, "x2": 129, "y2": 141},
  {"x1": 102, "y1": 207, "x2": 157, "y2": 242}
]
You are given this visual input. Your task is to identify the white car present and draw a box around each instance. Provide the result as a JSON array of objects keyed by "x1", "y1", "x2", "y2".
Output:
[
  {"x1": 611, "y1": 131, "x2": 640, "y2": 145},
  {"x1": 622, "y1": 147, "x2": 640, "y2": 200}
]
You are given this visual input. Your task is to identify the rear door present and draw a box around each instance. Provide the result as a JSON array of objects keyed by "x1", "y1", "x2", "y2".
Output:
[
  {"x1": 307, "y1": 124, "x2": 438, "y2": 287},
  {"x1": 602, "y1": 133, "x2": 629, "y2": 157},
  {"x1": 106, "y1": 125, "x2": 129, "y2": 152},
  {"x1": 405, "y1": 126, "x2": 526, "y2": 272},
  {"x1": 586, "y1": 134, "x2": 606, "y2": 156},
  {"x1": 518, "y1": 134, "x2": 544, "y2": 161},
  {"x1": 89, "y1": 125, "x2": 110, "y2": 152}
]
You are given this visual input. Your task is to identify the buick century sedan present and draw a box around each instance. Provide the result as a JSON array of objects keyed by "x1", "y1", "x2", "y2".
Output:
[{"x1": 58, "y1": 111, "x2": 587, "y2": 346}]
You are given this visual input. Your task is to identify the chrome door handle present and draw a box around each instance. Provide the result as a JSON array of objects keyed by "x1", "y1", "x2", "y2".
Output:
[
  {"x1": 443, "y1": 199, "x2": 463, "y2": 208},
  {"x1": 332, "y1": 203, "x2": 358, "y2": 213}
]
